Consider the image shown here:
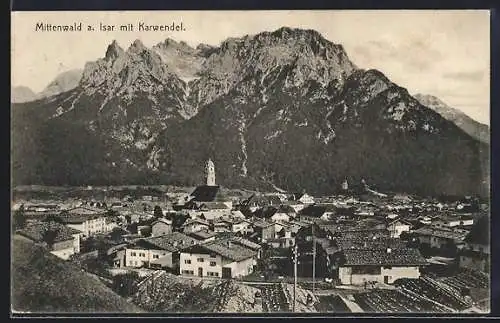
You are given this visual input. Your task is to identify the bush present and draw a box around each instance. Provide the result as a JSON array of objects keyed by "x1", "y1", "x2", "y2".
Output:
[{"x1": 112, "y1": 272, "x2": 140, "y2": 297}]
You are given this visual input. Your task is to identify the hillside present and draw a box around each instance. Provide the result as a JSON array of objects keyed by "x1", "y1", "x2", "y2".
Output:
[
  {"x1": 11, "y1": 235, "x2": 143, "y2": 313},
  {"x1": 11, "y1": 27, "x2": 489, "y2": 197}
]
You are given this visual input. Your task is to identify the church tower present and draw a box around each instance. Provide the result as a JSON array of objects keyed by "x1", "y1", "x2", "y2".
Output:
[{"x1": 205, "y1": 158, "x2": 216, "y2": 186}]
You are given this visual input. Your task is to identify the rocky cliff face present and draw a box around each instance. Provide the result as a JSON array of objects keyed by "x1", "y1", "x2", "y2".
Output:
[
  {"x1": 414, "y1": 93, "x2": 489, "y2": 144},
  {"x1": 11, "y1": 27, "x2": 489, "y2": 197}
]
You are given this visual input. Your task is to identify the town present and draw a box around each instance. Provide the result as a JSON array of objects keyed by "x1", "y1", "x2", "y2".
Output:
[{"x1": 11, "y1": 159, "x2": 490, "y2": 313}]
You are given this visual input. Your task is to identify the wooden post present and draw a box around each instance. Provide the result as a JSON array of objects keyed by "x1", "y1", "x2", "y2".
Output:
[
  {"x1": 312, "y1": 223, "x2": 316, "y2": 295},
  {"x1": 293, "y1": 243, "x2": 297, "y2": 313}
]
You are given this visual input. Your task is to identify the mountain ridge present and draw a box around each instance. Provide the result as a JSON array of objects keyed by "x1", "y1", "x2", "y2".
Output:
[{"x1": 11, "y1": 27, "x2": 489, "y2": 197}]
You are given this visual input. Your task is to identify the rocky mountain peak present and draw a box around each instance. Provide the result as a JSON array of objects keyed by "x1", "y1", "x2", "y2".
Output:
[
  {"x1": 105, "y1": 40, "x2": 124, "y2": 60},
  {"x1": 128, "y1": 39, "x2": 147, "y2": 53}
]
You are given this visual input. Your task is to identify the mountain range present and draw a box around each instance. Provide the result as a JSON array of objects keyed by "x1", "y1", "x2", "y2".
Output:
[
  {"x1": 11, "y1": 27, "x2": 489, "y2": 197},
  {"x1": 413, "y1": 93, "x2": 489, "y2": 144},
  {"x1": 12, "y1": 69, "x2": 83, "y2": 103}
]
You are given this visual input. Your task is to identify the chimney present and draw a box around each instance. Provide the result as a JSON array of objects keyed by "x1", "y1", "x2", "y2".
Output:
[{"x1": 386, "y1": 248, "x2": 392, "y2": 254}]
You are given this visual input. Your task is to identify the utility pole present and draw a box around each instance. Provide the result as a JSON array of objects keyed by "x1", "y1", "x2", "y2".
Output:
[
  {"x1": 312, "y1": 223, "x2": 316, "y2": 295},
  {"x1": 293, "y1": 243, "x2": 297, "y2": 313}
]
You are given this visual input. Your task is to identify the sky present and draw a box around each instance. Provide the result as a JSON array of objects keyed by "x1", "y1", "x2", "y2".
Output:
[{"x1": 11, "y1": 10, "x2": 490, "y2": 125}]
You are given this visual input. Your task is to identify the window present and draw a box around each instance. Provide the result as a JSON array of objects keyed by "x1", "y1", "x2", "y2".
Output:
[
  {"x1": 210, "y1": 253, "x2": 217, "y2": 258},
  {"x1": 184, "y1": 259, "x2": 191, "y2": 264},
  {"x1": 182, "y1": 270, "x2": 194, "y2": 275},
  {"x1": 131, "y1": 252, "x2": 137, "y2": 257},
  {"x1": 207, "y1": 272, "x2": 219, "y2": 277},
  {"x1": 153, "y1": 254, "x2": 159, "y2": 259},
  {"x1": 139, "y1": 253, "x2": 146, "y2": 257},
  {"x1": 197, "y1": 258, "x2": 204, "y2": 263},
  {"x1": 210, "y1": 261, "x2": 216, "y2": 267}
]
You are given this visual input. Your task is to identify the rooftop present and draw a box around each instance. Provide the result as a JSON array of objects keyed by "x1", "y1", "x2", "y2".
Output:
[
  {"x1": 188, "y1": 230, "x2": 217, "y2": 240},
  {"x1": 133, "y1": 232, "x2": 199, "y2": 252},
  {"x1": 413, "y1": 226, "x2": 469, "y2": 241},
  {"x1": 182, "y1": 237, "x2": 258, "y2": 262},
  {"x1": 341, "y1": 248, "x2": 428, "y2": 267}
]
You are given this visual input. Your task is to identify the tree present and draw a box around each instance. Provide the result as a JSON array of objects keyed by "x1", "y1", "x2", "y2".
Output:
[
  {"x1": 44, "y1": 214, "x2": 64, "y2": 224},
  {"x1": 153, "y1": 205, "x2": 163, "y2": 219},
  {"x1": 42, "y1": 229, "x2": 58, "y2": 248},
  {"x1": 112, "y1": 272, "x2": 140, "y2": 297},
  {"x1": 13, "y1": 208, "x2": 26, "y2": 230}
]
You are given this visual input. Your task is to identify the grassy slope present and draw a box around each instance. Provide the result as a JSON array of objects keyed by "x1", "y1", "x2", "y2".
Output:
[{"x1": 11, "y1": 235, "x2": 143, "y2": 313}]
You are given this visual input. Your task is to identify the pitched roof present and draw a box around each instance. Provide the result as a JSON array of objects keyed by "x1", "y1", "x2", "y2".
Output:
[
  {"x1": 189, "y1": 185, "x2": 223, "y2": 202},
  {"x1": 188, "y1": 230, "x2": 217, "y2": 240},
  {"x1": 243, "y1": 194, "x2": 282, "y2": 207},
  {"x1": 133, "y1": 232, "x2": 199, "y2": 252},
  {"x1": 341, "y1": 248, "x2": 427, "y2": 266},
  {"x1": 182, "y1": 238, "x2": 258, "y2": 262},
  {"x1": 152, "y1": 218, "x2": 173, "y2": 226},
  {"x1": 336, "y1": 237, "x2": 407, "y2": 251},
  {"x1": 299, "y1": 204, "x2": 336, "y2": 218},
  {"x1": 199, "y1": 202, "x2": 230, "y2": 210},
  {"x1": 413, "y1": 226, "x2": 469, "y2": 241},
  {"x1": 18, "y1": 222, "x2": 81, "y2": 243},
  {"x1": 58, "y1": 207, "x2": 106, "y2": 223}
]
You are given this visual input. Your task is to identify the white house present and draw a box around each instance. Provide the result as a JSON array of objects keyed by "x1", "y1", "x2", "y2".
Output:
[
  {"x1": 298, "y1": 193, "x2": 315, "y2": 205},
  {"x1": 125, "y1": 232, "x2": 199, "y2": 270},
  {"x1": 151, "y1": 218, "x2": 173, "y2": 237},
  {"x1": 179, "y1": 238, "x2": 261, "y2": 278},
  {"x1": 183, "y1": 218, "x2": 210, "y2": 233},
  {"x1": 387, "y1": 219, "x2": 411, "y2": 238},
  {"x1": 338, "y1": 248, "x2": 427, "y2": 285},
  {"x1": 60, "y1": 207, "x2": 109, "y2": 238}
]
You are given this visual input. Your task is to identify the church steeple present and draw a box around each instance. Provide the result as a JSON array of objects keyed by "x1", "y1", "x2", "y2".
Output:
[{"x1": 205, "y1": 158, "x2": 216, "y2": 186}]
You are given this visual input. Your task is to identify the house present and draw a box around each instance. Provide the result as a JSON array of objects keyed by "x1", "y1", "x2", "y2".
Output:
[
  {"x1": 183, "y1": 218, "x2": 210, "y2": 233},
  {"x1": 125, "y1": 232, "x2": 199, "y2": 271},
  {"x1": 268, "y1": 223, "x2": 297, "y2": 248},
  {"x1": 179, "y1": 237, "x2": 261, "y2": 278},
  {"x1": 458, "y1": 216, "x2": 489, "y2": 272},
  {"x1": 231, "y1": 218, "x2": 252, "y2": 234},
  {"x1": 213, "y1": 219, "x2": 233, "y2": 233},
  {"x1": 290, "y1": 192, "x2": 315, "y2": 205},
  {"x1": 337, "y1": 248, "x2": 427, "y2": 285},
  {"x1": 241, "y1": 194, "x2": 282, "y2": 213},
  {"x1": 433, "y1": 214, "x2": 475, "y2": 228},
  {"x1": 252, "y1": 220, "x2": 275, "y2": 243},
  {"x1": 17, "y1": 221, "x2": 81, "y2": 260},
  {"x1": 387, "y1": 219, "x2": 412, "y2": 238},
  {"x1": 151, "y1": 218, "x2": 173, "y2": 237},
  {"x1": 270, "y1": 205, "x2": 296, "y2": 223},
  {"x1": 25, "y1": 203, "x2": 61, "y2": 213},
  {"x1": 187, "y1": 185, "x2": 233, "y2": 209},
  {"x1": 197, "y1": 202, "x2": 232, "y2": 221},
  {"x1": 413, "y1": 226, "x2": 469, "y2": 250},
  {"x1": 106, "y1": 243, "x2": 128, "y2": 268},
  {"x1": 298, "y1": 204, "x2": 337, "y2": 222},
  {"x1": 59, "y1": 207, "x2": 108, "y2": 238},
  {"x1": 188, "y1": 229, "x2": 217, "y2": 243}
]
